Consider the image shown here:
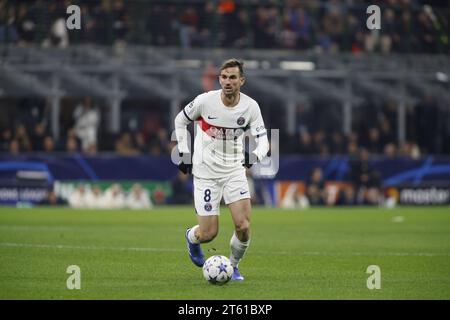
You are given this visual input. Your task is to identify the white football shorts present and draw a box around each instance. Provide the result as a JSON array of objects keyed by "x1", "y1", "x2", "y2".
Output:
[{"x1": 193, "y1": 169, "x2": 250, "y2": 216}]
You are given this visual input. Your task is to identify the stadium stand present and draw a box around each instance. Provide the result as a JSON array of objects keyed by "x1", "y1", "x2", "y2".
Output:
[{"x1": 0, "y1": 0, "x2": 449, "y2": 207}]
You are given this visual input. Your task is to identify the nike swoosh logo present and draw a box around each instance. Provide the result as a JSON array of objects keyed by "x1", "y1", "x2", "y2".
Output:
[
  {"x1": 240, "y1": 191, "x2": 248, "y2": 195},
  {"x1": 208, "y1": 116, "x2": 218, "y2": 119}
]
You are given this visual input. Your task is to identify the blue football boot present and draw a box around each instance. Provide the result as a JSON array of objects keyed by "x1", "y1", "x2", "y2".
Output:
[
  {"x1": 231, "y1": 267, "x2": 244, "y2": 281},
  {"x1": 185, "y1": 228, "x2": 205, "y2": 267}
]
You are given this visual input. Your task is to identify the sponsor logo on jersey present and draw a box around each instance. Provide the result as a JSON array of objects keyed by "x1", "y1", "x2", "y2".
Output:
[{"x1": 198, "y1": 117, "x2": 245, "y2": 140}]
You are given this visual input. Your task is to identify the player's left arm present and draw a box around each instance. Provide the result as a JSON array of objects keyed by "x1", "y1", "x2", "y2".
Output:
[
  {"x1": 253, "y1": 133, "x2": 269, "y2": 161},
  {"x1": 248, "y1": 103, "x2": 269, "y2": 163}
]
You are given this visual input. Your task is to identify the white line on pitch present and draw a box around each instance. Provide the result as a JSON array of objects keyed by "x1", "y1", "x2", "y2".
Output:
[
  {"x1": 1, "y1": 242, "x2": 449, "y2": 257},
  {"x1": 0, "y1": 242, "x2": 183, "y2": 252}
]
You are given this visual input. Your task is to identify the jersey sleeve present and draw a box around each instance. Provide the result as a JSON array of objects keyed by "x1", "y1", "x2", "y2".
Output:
[
  {"x1": 249, "y1": 102, "x2": 267, "y2": 137},
  {"x1": 174, "y1": 93, "x2": 205, "y2": 154},
  {"x1": 182, "y1": 93, "x2": 204, "y2": 122}
]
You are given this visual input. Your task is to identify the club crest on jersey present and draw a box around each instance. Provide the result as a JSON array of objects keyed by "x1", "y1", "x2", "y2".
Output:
[
  {"x1": 237, "y1": 117, "x2": 245, "y2": 126},
  {"x1": 204, "y1": 203, "x2": 212, "y2": 212}
]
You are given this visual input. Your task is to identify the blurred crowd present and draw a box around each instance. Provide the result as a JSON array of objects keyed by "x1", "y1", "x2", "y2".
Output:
[
  {"x1": 0, "y1": 97, "x2": 175, "y2": 156},
  {"x1": 55, "y1": 182, "x2": 154, "y2": 209},
  {"x1": 281, "y1": 97, "x2": 445, "y2": 158},
  {"x1": 0, "y1": 0, "x2": 448, "y2": 54},
  {"x1": 2, "y1": 93, "x2": 446, "y2": 159},
  {"x1": 276, "y1": 147, "x2": 389, "y2": 208}
]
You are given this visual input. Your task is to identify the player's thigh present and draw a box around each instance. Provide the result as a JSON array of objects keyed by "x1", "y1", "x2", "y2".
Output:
[
  {"x1": 223, "y1": 171, "x2": 252, "y2": 228},
  {"x1": 193, "y1": 176, "x2": 223, "y2": 216}
]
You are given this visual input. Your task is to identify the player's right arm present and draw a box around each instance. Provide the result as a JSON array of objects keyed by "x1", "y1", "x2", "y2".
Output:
[
  {"x1": 174, "y1": 94, "x2": 205, "y2": 173},
  {"x1": 174, "y1": 94, "x2": 205, "y2": 152}
]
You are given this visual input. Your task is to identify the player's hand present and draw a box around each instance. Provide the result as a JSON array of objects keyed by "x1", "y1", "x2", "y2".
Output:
[
  {"x1": 178, "y1": 153, "x2": 192, "y2": 174},
  {"x1": 243, "y1": 151, "x2": 256, "y2": 169}
]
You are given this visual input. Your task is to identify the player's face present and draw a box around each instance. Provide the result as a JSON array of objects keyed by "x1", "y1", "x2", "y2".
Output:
[{"x1": 219, "y1": 67, "x2": 245, "y2": 96}]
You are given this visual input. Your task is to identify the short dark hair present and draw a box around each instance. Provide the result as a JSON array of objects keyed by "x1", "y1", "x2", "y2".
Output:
[{"x1": 220, "y1": 58, "x2": 244, "y2": 76}]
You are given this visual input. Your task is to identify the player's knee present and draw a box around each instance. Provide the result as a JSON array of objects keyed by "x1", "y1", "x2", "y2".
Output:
[{"x1": 235, "y1": 219, "x2": 250, "y2": 235}]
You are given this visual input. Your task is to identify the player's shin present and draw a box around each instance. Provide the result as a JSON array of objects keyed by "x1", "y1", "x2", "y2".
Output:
[{"x1": 229, "y1": 232, "x2": 250, "y2": 267}]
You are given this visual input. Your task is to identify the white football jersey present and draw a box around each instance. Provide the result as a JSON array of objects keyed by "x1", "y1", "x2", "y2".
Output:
[{"x1": 181, "y1": 90, "x2": 266, "y2": 179}]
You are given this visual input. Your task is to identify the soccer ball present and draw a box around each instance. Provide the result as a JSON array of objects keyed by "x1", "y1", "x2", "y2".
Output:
[{"x1": 202, "y1": 255, "x2": 233, "y2": 285}]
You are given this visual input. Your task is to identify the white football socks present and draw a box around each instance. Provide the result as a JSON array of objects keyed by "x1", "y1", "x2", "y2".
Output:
[
  {"x1": 188, "y1": 225, "x2": 200, "y2": 244},
  {"x1": 230, "y1": 232, "x2": 250, "y2": 268}
]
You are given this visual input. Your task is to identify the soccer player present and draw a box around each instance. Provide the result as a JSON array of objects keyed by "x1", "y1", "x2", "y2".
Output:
[{"x1": 174, "y1": 58, "x2": 269, "y2": 281}]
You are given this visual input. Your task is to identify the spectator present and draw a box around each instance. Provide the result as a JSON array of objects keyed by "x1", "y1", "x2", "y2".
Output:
[
  {"x1": 9, "y1": 139, "x2": 20, "y2": 155},
  {"x1": 153, "y1": 185, "x2": 167, "y2": 205},
  {"x1": 115, "y1": 132, "x2": 139, "y2": 156},
  {"x1": 170, "y1": 172, "x2": 193, "y2": 204},
  {"x1": 65, "y1": 136, "x2": 80, "y2": 153},
  {"x1": 16, "y1": 3, "x2": 36, "y2": 45},
  {"x1": 0, "y1": 128, "x2": 13, "y2": 152},
  {"x1": 380, "y1": 8, "x2": 396, "y2": 54},
  {"x1": 42, "y1": 135, "x2": 55, "y2": 152},
  {"x1": 126, "y1": 183, "x2": 153, "y2": 209},
  {"x1": 330, "y1": 131, "x2": 346, "y2": 154},
  {"x1": 73, "y1": 97, "x2": 100, "y2": 155},
  {"x1": 336, "y1": 185, "x2": 356, "y2": 206},
  {"x1": 306, "y1": 167, "x2": 326, "y2": 205},
  {"x1": 63, "y1": 128, "x2": 81, "y2": 153},
  {"x1": 112, "y1": 0, "x2": 128, "y2": 47},
  {"x1": 102, "y1": 183, "x2": 126, "y2": 209},
  {"x1": 350, "y1": 148, "x2": 382, "y2": 205},
  {"x1": 84, "y1": 185, "x2": 105, "y2": 209},
  {"x1": 366, "y1": 127, "x2": 382, "y2": 154},
  {"x1": 383, "y1": 143, "x2": 398, "y2": 159},
  {"x1": 133, "y1": 131, "x2": 148, "y2": 154},
  {"x1": 178, "y1": 6, "x2": 199, "y2": 48},
  {"x1": 68, "y1": 184, "x2": 88, "y2": 209},
  {"x1": 15, "y1": 124, "x2": 32, "y2": 152},
  {"x1": 39, "y1": 190, "x2": 66, "y2": 206},
  {"x1": 284, "y1": 4, "x2": 312, "y2": 49},
  {"x1": 257, "y1": 6, "x2": 279, "y2": 49},
  {"x1": 297, "y1": 131, "x2": 315, "y2": 154},
  {"x1": 149, "y1": 128, "x2": 170, "y2": 156},
  {"x1": 48, "y1": 17, "x2": 69, "y2": 48},
  {"x1": 31, "y1": 123, "x2": 47, "y2": 151},
  {"x1": 202, "y1": 62, "x2": 218, "y2": 92},
  {"x1": 399, "y1": 141, "x2": 421, "y2": 159}
]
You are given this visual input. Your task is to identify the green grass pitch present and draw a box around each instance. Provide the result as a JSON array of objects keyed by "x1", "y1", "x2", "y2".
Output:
[{"x1": 0, "y1": 206, "x2": 449, "y2": 299}]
